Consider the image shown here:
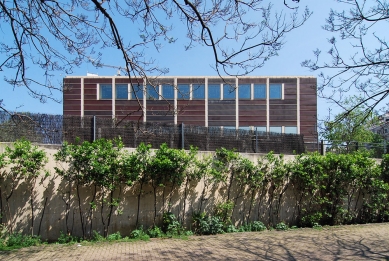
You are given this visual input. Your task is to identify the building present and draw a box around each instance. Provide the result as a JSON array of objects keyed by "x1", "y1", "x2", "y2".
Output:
[{"x1": 63, "y1": 76, "x2": 317, "y2": 143}]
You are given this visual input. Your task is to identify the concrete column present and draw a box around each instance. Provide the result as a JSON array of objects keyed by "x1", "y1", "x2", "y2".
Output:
[
  {"x1": 205, "y1": 78, "x2": 208, "y2": 127},
  {"x1": 297, "y1": 77, "x2": 300, "y2": 134},
  {"x1": 236, "y1": 78, "x2": 239, "y2": 129},
  {"x1": 266, "y1": 78, "x2": 269, "y2": 132}
]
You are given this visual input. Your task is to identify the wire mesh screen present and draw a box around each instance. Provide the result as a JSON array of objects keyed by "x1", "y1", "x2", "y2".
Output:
[
  {"x1": 0, "y1": 112, "x2": 306, "y2": 154},
  {"x1": 0, "y1": 112, "x2": 63, "y2": 144}
]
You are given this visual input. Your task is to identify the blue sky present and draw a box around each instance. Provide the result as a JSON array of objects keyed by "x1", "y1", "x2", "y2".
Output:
[{"x1": 0, "y1": 1, "x2": 364, "y2": 120}]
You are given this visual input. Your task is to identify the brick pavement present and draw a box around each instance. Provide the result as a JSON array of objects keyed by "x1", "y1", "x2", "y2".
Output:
[{"x1": 1, "y1": 223, "x2": 389, "y2": 260}]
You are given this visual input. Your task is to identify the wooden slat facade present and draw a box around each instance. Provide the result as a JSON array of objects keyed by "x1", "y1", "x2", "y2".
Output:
[{"x1": 63, "y1": 76, "x2": 317, "y2": 142}]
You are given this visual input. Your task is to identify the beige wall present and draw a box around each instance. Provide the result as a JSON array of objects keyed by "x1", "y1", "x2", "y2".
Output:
[{"x1": 0, "y1": 143, "x2": 355, "y2": 241}]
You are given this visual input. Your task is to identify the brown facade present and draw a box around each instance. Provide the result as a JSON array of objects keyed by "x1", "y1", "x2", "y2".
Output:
[{"x1": 63, "y1": 76, "x2": 317, "y2": 142}]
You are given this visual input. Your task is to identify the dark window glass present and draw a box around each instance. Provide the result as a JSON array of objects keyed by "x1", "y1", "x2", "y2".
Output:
[
  {"x1": 116, "y1": 84, "x2": 128, "y2": 99},
  {"x1": 100, "y1": 84, "x2": 112, "y2": 99},
  {"x1": 162, "y1": 85, "x2": 174, "y2": 99},
  {"x1": 239, "y1": 84, "x2": 250, "y2": 99},
  {"x1": 223, "y1": 85, "x2": 235, "y2": 99},
  {"x1": 193, "y1": 84, "x2": 205, "y2": 99},
  {"x1": 178, "y1": 84, "x2": 190, "y2": 99},
  {"x1": 208, "y1": 84, "x2": 220, "y2": 99},
  {"x1": 269, "y1": 84, "x2": 282, "y2": 99},
  {"x1": 147, "y1": 85, "x2": 159, "y2": 100},
  {"x1": 132, "y1": 84, "x2": 143, "y2": 99},
  {"x1": 254, "y1": 84, "x2": 266, "y2": 99}
]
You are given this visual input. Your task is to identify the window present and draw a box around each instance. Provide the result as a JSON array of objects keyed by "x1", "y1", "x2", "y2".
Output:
[
  {"x1": 254, "y1": 84, "x2": 266, "y2": 99},
  {"x1": 208, "y1": 84, "x2": 220, "y2": 99},
  {"x1": 193, "y1": 84, "x2": 205, "y2": 99},
  {"x1": 239, "y1": 84, "x2": 250, "y2": 99},
  {"x1": 132, "y1": 84, "x2": 143, "y2": 99},
  {"x1": 239, "y1": 126, "x2": 251, "y2": 131},
  {"x1": 116, "y1": 84, "x2": 128, "y2": 99},
  {"x1": 255, "y1": 126, "x2": 267, "y2": 133},
  {"x1": 223, "y1": 85, "x2": 235, "y2": 100},
  {"x1": 100, "y1": 84, "x2": 112, "y2": 99},
  {"x1": 269, "y1": 84, "x2": 282, "y2": 99},
  {"x1": 285, "y1": 126, "x2": 297, "y2": 134},
  {"x1": 162, "y1": 85, "x2": 174, "y2": 99},
  {"x1": 178, "y1": 84, "x2": 190, "y2": 99},
  {"x1": 269, "y1": 126, "x2": 282, "y2": 133},
  {"x1": 147, "y1": 85, "x2": 159, "y2": 100}
]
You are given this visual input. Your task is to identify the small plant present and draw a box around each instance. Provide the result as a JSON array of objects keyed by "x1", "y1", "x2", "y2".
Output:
[
  {"x1": 226, "y1": 224, "x2": 239, "y2": 233},
  {"x1": 147, "y1": 226, "x2": 164, "y2": 238},
  {"x1": 57, "y1": 231, "x2": 78, "y2": 244},
  {"x1": 251, "y1": 221, "x2": 267, "y2": 232},
  {"x1": 0, "y1": 233, "x2": 42, "y2": 250},
  {"x1": 92, "y1": 231, "x2": 105, "y2": 242},
  {"x1": 192, "y1": 212, "x2": 224, "y2": 235},
  {"x1": 162, "y1": 212, "x2": 184, "y2": 236},
  {"x1": 275, "y1": 222, "x2": 288, "y2": 231},
  {"x1": 107, "y1": 232, "x2": 122, "y2": 241},
  {"x1": 312, "y1": 223, "x2": 322, "y2": 230},
  {"x1": 130, "y1": 227, "x2": 149, "y2": 240}
]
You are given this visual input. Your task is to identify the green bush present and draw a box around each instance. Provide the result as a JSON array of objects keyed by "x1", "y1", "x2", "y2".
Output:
[
  {"x1": 0, "y1": 233, "x2": 42, "y2": 250},
  {"x1": 275, "y1": 222, "x2": 288, "y2": 231},
  {"x1": 57, "y1": 231, "x2": 78, "y2": 244},
  {"x1": 162, "y1": 212, "x2": 185, "y2": 236},
  {"x1": 147, "y1": 226, "x2": 164, "y2": 238},
  {"x1": 130, "y1": 227, "x2": 149, "y2": 240}
]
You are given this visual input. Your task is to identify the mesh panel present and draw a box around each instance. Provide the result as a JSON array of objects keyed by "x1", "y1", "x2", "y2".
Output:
[{"x1": 0, "y1": 112, "x2": 306, "y2": 154}]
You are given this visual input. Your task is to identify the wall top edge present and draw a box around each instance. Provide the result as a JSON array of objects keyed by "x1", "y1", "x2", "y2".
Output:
[{"x1": 64, "y1": 75, "x2": 317, "y2": 79}]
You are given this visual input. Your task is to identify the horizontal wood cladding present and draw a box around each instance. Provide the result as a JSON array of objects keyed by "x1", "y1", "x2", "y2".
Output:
[
  {"x1": 64, "y1": 94, "x2": 81, "y2": 100},
  {"x1": 239, "y1": 121, "x2": 266, "y2": 126},
  {"x1": 300, "y1": 78, "x2": 317, "y2": 84},
  {"x1": 84, "y1": 88, "x2": 97, "y2": 95},
  {"x1": 209, "y1": 121, "x2": 235, "y2": 126},
  {"x1": 270, "y1": 78, "x2": 297, "y2": 84},
  {"x1": 269, "y1": 105, "x2": 297, "y2": 110},
  {"x1": 177, "y1": 78, "x2": 205, "y2": 84},
  {"x1": 208, "y1": 101, "x2": 235, "y2": 125},
  {"x1": 63, "y1": 110, "x2": 81, "y2": 116},
  {"x1": 239, "y1": 116, "x2": 266, "y2": 121},
  {"x1": 84, "y1": 105, "x2": 112, "y2": 111},
  {"x1": 239, "y1": 105, "x2": 266, "y2": 111},
  {"x1": 269, "y1": 114, "x2": 297, "y2": 121},
  {"x1": 269, "y1": 100, "x2": 297, "y2": 105},
  {"x1": 177, "y1": 120, "x2": 205, "y2": 126},
  {"x1": 115, "y1": 78, "x2": 143, "y2": 84},
  {"x1": 238, "y1": 78, "x2": 266, "y2": 84},
  {"x1": 84, "y1": 111, "x2": 112, "y2": 116},
  {"x1": 64, "y1": 100, "x2": 81, "y2": 105},
  {"x1": 84, "y1": 100, "x2": 111, "y2": 106},
  {"x1": 269, "y1": 110, "x2": 297, "y2": 116},
  {"x1": 64, "y1": 105, "x2": 81, "y2": 111},
  {"x1": 209, "y1": 116, "x2": 235, "y2": 121},
  {"x1": 84, "y1": 78, "x2": 111, "y2": 84},
  {"x1": 239, "y1": 111, "x2": 266, "y2": 117},
  {"x1": 239, "y1": 100, "x2": 266, "y2": 105},
  {"x1": 64, "y1": 78, "x2": 82, "y2": 84},
  {"x1": 63, "y1": 86, "x2": 81, "y2": 95},
  {"x1": 269, "y1": 121, "x2": 298, "y2": 126}
]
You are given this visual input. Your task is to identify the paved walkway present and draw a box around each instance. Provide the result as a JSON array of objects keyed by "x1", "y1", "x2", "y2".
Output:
[{"x1": 1, "y1": 223, "x2": 389, "y2": 260}]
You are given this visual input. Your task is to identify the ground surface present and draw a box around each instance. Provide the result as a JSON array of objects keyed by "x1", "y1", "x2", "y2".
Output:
[{"x1": 1, "y1": 223, "x2": 389, "y2": 260}]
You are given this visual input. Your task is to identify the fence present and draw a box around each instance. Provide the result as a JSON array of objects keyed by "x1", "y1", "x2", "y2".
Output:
[
  {"x1": 0, "y1": 112, "x2": 307, "y2": 154},
  {"x1": 319, "y1": 140, "x2": 389, "y2": 158}
]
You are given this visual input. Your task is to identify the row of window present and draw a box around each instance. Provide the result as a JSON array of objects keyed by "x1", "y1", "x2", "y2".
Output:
[
  {"x1": 99, "y1": 83, "x2": 283, "y2": 100},
  {"x1": 226, "y1": 126, "x2": 297, "y2": 134}
]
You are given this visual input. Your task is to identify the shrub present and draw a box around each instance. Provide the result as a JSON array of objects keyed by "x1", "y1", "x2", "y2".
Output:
[
  {"x1": 275, "y1": 222, "x2": 288, "y2": 231},
  {"x1": 147, "y1": 226, "x2": 164, "y2": 238}
]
